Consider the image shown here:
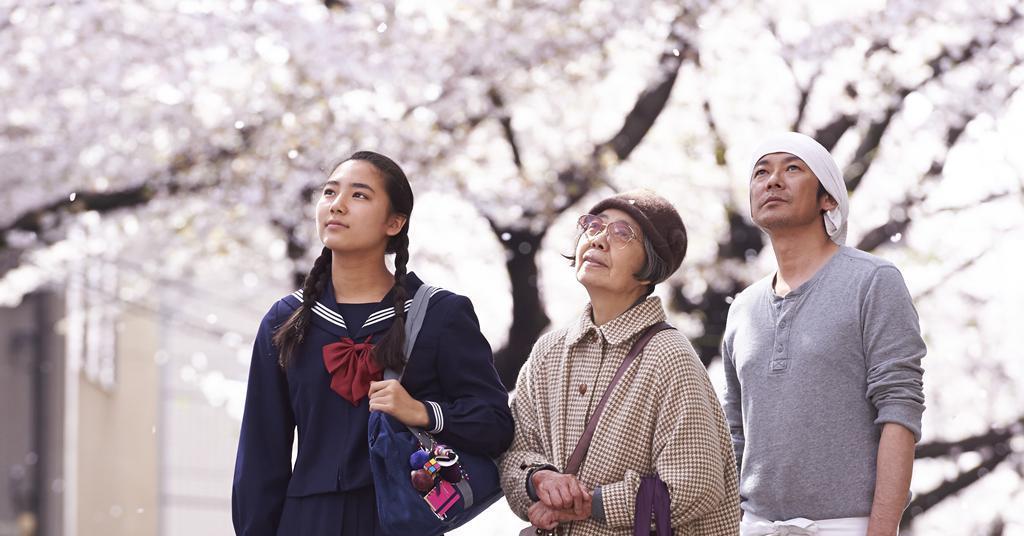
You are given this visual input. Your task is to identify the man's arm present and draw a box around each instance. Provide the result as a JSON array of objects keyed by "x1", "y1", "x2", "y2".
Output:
[
  {"x1": 721, "y1": 306, "x2": 745, "y2": 471},
  {"x1": 862, "y1": 266, "x2": 925, "y2": 535},
  {"x1": 867, "y1": 423, "x2": 915, "y2": 536}
]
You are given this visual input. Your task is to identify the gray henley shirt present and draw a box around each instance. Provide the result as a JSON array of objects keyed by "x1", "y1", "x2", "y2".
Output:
[{"x1": 722, "y1": 246, "x2": 926, "y2": 521}]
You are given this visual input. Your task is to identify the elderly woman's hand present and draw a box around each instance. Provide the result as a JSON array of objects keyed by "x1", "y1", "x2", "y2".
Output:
[
  {"x1": 531, "y1": 470, "x2": 592, "y2": 516},
  {"x1": 528, "y1": 501, "x2": 589, "y2": 530}
]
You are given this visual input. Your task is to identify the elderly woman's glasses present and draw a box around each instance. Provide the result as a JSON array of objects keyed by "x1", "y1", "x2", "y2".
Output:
[{"x1": 577, "y1": 214, "x2": 638, "y2": 249}]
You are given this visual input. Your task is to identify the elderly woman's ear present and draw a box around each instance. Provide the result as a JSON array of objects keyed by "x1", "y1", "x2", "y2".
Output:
[{"x1": 668, "y1": 228, "x2": 688, "y2": 268}]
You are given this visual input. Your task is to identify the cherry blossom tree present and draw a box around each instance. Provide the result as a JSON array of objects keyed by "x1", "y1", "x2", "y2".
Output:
[{"x1": 2, "y1": 0, "x2": 1023, "y2": 532}]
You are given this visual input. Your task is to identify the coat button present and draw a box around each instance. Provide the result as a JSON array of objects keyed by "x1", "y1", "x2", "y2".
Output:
[{"x1": 578, "y1": 383, "x2": 587, "y2": 395}]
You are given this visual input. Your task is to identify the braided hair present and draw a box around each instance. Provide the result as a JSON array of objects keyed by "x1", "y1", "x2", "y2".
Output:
[
  {"x1": 353, "y1": 151, "x2": 413, "y2": 372},
  {"x1": 272, "y1": 247, "x2": 332, "y2": 368},
  {"x1": 272, "y1": 151, "x2": 414, "y2": 370}
]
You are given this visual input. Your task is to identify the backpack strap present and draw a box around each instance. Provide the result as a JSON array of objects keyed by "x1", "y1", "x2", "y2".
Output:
[
  {"x1": 382, "y1": 282, "x2": 439, "y2": 449},
  {"x1": 382, "y1": 283, "x2": 437, "y2": 382}
]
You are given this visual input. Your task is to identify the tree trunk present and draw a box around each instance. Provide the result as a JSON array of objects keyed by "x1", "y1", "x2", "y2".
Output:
[{"x1": 492, "y1": 228, "x2": 549, "y2": 390}]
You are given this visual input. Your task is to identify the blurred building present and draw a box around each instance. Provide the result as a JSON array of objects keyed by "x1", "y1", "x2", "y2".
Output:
[
  {"x1": 0, "y1": 249, "x2": 262, "y2": 536},
  {"x1": 0, "y1": 292, "x2": 64, "y2": 536}
]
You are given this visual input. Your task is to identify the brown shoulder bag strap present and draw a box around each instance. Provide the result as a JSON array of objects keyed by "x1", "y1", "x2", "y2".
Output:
[{"x1": 563, "y1": 321, "x2": 673, "y2": 475}]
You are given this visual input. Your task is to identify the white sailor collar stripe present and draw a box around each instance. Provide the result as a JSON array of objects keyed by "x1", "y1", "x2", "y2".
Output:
[{"x1": 292, "y1": 286, "x2": 445, "y2": 330}]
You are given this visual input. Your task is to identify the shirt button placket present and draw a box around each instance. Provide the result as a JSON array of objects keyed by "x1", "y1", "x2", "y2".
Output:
[{"x1": 772, "y1": 301, "x2": 790, "y2": 372}]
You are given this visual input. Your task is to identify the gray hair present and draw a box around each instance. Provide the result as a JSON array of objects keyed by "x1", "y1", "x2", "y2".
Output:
[{"x1": 635, "y1": 234, "x2": 670, "y2": 295}]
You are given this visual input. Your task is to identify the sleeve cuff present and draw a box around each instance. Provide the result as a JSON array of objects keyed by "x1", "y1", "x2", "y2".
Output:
[
  {"x1": 591, "y1": 485, "x2": 606, "y2": 523},
  {"x1": 874, "y1": 402, "x2": 922, "y2": 442},
  {"x1": 424, "y1": 401, "x2": 444, "y2": 434},
  {"x1": 599, "y1": 478, "x2": 634, "y2": 528},
  {"x1": 525, "y1": 465, "x2": 558, "y2": 502}
]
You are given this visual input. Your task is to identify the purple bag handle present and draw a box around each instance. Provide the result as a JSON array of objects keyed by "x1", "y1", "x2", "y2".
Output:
[{"x1": 634, "y1": 476, "x2": 671, "y2": 536}]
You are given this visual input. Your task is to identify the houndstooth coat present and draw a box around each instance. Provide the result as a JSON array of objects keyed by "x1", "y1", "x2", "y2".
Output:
[{"x1": 499, "y1": 297, "x2": 740, "y2": 535}]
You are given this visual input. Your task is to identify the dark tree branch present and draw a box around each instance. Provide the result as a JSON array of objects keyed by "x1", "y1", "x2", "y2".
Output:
[
  {"x1": 703, "y1": 100, "x2": 728, "y2": 166},
  {"x1": 765, "y1": 16, "x2": 822, "y2": 133},
  {"x1": 902, "y1": 447, "x2": 1015, "y2": 527},
  {"x1": 854, "y1": 48, "x2": 1021, "y2": 254},
  {"x1": 842, "y1": 13, "x2": 1017, "y2": 193},
  {"x1": 546, "y1": 13, "x2": 694, "y2": 219},
  {"x1": 0, "y1": 161, "x2": 221, "y2": 253},
  {"x1": 913, "y1": 246, "x2": 991, "y2": 301},
  {"x1": 270, "y1": 217, "x2": 313, "y2": 289},
  {"x1": 693, "y1": 42, "x2": 728, "y2": 167},
  {"x1": 814, "y1": 7, "x2": 1021, "y2": 163},
  {"x1": 928, "y1": 190, "x2": 1022, "y2": 215},
  {"x1": 488, "y1": 87, "x2": 524, "y2": 171},
  {"x1": 544, "y1": 165, "x2": 595, "y2": 219},
  {"x1": 915, "y1": 415, "x2": 1024, "y2": 459},
  {"x1": 791, "y1": 67, "x2": 821, "y2": 132},
  {"x1": 843, "y1": 95, "x2": 903, "y2": 192},
  {"x1": 0, "y1": 113, "x2": 271, "y2": 254},
  {"x1": 602, "y1": 46, "x2": 689, "y2": 163},
  {"x1": 670, "y1": 278, "x2": 746, "y2": 367},
  {"x1": 323, "y1": 0, "x2": 349, "y2": 10},
  {"x1": 814, "y1": 111, "x2": 857, "y2": 152},
  {"x1": 902, "y1": 382, "x2": 1024, "y2": 527},
  {"x1": 856, "y1": 113, "x2": 972, "y2": 252},
  {"x1": 3, "y1": 184, "x2": 152, "y2": 242},
  {"x1": 988, "y1": 518, "x2": 1006, "y2": 536}
]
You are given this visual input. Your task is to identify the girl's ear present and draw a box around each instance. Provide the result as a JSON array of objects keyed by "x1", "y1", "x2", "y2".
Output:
[{"x1": 385, "y1": 213, "x2": 408, "y2": 237}]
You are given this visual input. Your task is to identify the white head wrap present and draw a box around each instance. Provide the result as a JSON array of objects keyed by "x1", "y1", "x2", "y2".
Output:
[{"x1": 748, "y1": 132, "x2": 849, "y2": 245}]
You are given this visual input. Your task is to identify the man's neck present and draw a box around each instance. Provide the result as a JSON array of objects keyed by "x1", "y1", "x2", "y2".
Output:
[
  {"x1": 768, "y1": 227, "x2": 840, "y2": 297},
  {"x1": 588, "y1": 287, "x2": 648, "y2": 326},
  {"x1": 329, "y1": 250, "x2": 396, "y2": 304}
]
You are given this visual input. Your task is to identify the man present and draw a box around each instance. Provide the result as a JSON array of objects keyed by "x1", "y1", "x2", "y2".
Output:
[{"x1": 722, "y1": 132, "x2": 926, "y2": 536}]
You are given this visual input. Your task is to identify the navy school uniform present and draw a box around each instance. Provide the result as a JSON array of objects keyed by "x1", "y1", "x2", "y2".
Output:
[{"x1": 232, "y1": 272, "x2": 515, "y2": 535}]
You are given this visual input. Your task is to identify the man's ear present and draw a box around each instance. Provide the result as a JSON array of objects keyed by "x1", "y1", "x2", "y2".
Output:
[
  {"x1": 386, "y1": 213, "x2": 408, "y2": 237},
  {"x1": 820, "y1": 192, "x2": 838, "y2": 212}
]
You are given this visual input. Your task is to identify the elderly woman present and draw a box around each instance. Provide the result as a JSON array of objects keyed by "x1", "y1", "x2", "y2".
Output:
[{"x1": 500, "y1": 190, "x2": 739, "y2": 535}]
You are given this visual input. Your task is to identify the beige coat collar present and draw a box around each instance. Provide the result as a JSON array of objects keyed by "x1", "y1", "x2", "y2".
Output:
[{"x1": 565, "y1": 296, "x2": 668, "y2": 348}]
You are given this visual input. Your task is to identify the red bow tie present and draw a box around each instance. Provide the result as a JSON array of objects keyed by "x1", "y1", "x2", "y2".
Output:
[{"x1": 322, "y1": 336, "x2": 381, "y2": 405}]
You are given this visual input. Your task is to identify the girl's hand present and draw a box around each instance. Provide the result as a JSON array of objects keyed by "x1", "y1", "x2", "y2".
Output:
[{"x1": 368, "y1": 379, "x2": 430, "y2": 427}]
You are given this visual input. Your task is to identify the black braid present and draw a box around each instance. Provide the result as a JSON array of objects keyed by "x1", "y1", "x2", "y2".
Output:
[
  {"x1": 371, "y1": 232, "x2": 411, "y2": 371},
  {"x1": 273, "y1": 247, "x2": 332, "y2": 368}
]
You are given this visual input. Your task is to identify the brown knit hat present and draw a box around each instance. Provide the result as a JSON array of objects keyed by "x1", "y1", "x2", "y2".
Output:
[{"x1": 588, "y1": 189, "x2": 688, "y2": 280}]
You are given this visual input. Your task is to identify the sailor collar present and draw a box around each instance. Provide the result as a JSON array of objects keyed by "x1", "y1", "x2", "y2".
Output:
[{"x1": 283, "y1": 272, "x2": 444, "y2": 340}]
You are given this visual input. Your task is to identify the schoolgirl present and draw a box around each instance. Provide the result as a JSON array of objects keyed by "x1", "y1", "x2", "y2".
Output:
[{"x1": 232, "y1": 151, "x2": 514, "y2": 535}]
